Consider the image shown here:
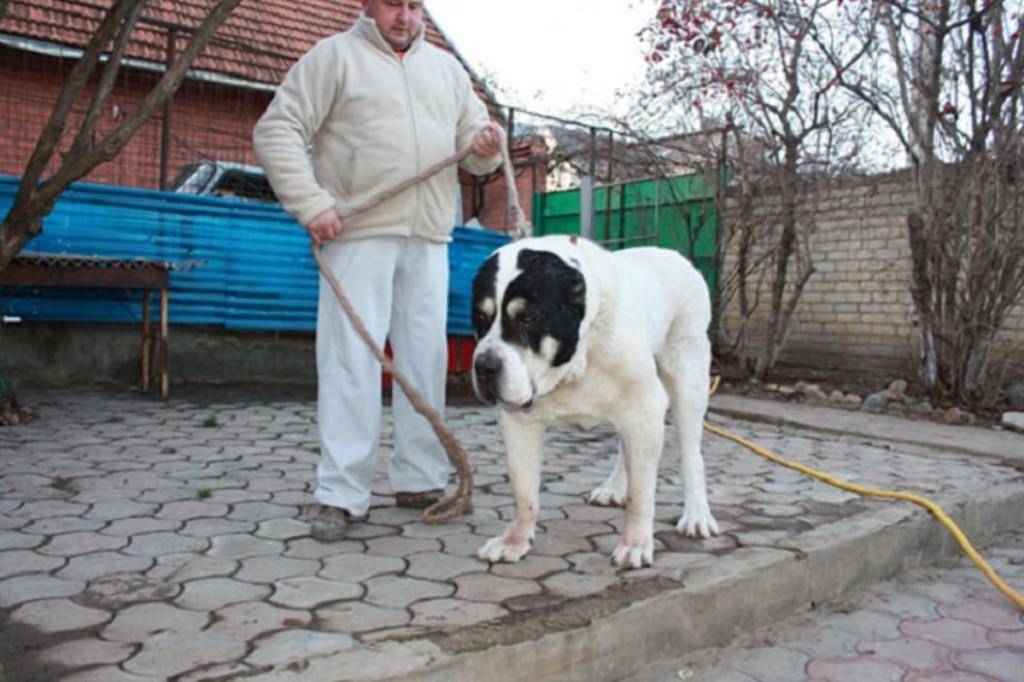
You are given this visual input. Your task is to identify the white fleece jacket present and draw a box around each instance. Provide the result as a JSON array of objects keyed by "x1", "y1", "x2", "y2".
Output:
[{"x1": 252, "y1": 14, "x2": 500, "y2": 241}]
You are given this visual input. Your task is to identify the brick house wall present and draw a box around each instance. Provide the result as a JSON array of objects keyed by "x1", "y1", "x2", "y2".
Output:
[
  {"x1": 0, "y1": 45, "x2": 537, "y2": 232},
  {"x1": 720, "y1": 171, "x2": 1024, "y2": 371}
]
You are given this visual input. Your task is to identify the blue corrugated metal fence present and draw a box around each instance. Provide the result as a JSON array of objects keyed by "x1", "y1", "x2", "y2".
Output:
[{"x1": 0, "y1": 177, "x2": 507, "y2": 336}]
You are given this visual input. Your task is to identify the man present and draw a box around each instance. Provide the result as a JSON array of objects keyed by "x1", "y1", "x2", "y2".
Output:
[{"x1": 253, "y1": 0, "x2": 502, "y2": 540}]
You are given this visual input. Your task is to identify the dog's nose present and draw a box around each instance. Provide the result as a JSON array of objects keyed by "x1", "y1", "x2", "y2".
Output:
[
  {"x1": 474, "y1": 352, "x2": 502, "y2": 383},
  {"x1": 473, "y1": 352, "x2": 502, "y2": 404}
]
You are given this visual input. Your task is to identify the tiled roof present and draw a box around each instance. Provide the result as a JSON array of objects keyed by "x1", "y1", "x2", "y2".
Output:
[{"x1": 1, "y1": 0, "x2": 493, "y2": 98}]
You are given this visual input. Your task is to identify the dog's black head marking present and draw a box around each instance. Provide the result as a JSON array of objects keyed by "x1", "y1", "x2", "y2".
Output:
[{"x1": 501, "y1": 249, "x2": 586, "y2": 366}]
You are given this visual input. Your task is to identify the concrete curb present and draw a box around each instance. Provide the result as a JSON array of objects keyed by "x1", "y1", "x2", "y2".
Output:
[
  {"x1": 708, "y1": 394, "x2": 1024, "y2": 466},
  {"x1": 378, "y1": 483, "x2": 1024, "y2": 682}
]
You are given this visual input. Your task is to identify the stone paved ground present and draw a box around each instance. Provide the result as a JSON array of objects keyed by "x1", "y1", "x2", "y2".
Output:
[
  {"x1": 636, "y1": 530, "x2": 1024, "y2": 681},
  {"x1": 0, "y1": 389, "x2": 1021, "y2": 681}
]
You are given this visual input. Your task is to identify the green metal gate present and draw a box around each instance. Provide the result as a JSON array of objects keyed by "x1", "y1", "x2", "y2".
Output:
[{"x1": 532, "y1": 172, "x2": 720, "y2": 295}]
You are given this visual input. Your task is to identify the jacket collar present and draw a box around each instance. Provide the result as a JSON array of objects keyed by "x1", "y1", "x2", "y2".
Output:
[{"x1": 353, "y1": 13, "x2": 425, "y2": 58}]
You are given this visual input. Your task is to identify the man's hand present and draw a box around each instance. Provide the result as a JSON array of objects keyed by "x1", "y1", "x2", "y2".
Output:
[
  {"x1": 472, "y1": 126, "x2": 502, "y2": 158},
  {"x1": 306, "y1": 208, "x2": 343, "y2": 245}
]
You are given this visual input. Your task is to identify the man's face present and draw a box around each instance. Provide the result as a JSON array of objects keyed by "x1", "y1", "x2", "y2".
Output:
[{"x1": 363, "y1": 0, "x2": 424, "y2": 52}]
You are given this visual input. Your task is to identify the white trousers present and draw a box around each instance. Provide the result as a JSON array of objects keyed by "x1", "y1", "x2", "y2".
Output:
[{"x1": 314, "y1": 236, "x2": 450, "y2": 516}]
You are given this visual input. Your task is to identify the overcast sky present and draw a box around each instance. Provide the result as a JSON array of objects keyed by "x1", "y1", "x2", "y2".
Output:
[{"x1": 426, "y1": 0, "x2": 659, "y2": 123}]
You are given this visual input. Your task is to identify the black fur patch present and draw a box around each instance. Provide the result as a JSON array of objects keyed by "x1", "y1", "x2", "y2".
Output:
[
  {"x1": 501, "y1": 249, "x2": 586, "y2": 366},
  {"x1": 471, "y1": 254, "x2": 499, "y2": 340}
]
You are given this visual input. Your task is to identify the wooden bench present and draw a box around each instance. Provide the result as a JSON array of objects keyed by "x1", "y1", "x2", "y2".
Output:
[{"x1": 0, "y1": 253, "x2": 177, "y2": 399}]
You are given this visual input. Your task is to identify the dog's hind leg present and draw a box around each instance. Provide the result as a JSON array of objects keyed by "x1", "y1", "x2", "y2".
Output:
[
  {"x1": 587, "y1": 444, "x2": 627, "y2": 507},
  {"x1": 658, "y1": 335, "x2": 719, "y2": 538}
]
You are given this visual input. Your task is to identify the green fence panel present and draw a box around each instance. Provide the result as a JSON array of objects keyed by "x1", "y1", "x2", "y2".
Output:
[{"x1": 532, "y1": 171, "x2": 721, "y2": 296}]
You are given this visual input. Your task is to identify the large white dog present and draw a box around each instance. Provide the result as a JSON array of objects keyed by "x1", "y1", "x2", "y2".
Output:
[{"x1": 470, "y1": 235, "x2": 719, "y2": 569}]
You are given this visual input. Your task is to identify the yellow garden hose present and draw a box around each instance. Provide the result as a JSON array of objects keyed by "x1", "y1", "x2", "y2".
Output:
[{"x1": 705, "y1": 377, "x2": 1024, "y2": 611}]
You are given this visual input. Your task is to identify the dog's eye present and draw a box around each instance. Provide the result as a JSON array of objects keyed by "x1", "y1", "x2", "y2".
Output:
[{"x1": 518, "y1": 312, "x2": 536, "y2": 327}]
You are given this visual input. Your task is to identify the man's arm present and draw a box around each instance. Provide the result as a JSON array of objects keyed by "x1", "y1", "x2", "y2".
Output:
[
  {"x1": 455, "y1": 71, "x2": 503, "y2": 176},
  {"x1": 253, "y1": 41, "x2": 341, "y2": 235}
]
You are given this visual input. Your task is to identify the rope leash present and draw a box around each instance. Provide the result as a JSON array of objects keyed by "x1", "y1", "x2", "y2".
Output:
[
  {"x1": 312, "y1": 123, "x2": 529, "y2": 524},
  {"x1": 705, "y1": 376, "x2": 1024, "y2": 611}
]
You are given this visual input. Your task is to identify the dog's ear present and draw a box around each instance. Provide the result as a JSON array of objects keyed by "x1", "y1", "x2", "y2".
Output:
[{"x1": 567, "y1": 268, "x2": 586, "y2": 308}]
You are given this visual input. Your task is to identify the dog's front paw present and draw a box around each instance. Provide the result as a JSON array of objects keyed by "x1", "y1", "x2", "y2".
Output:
[
  {"x1": 675, "y1": 502, "x2": 719, "y2": 539},
  {"x1": 611, "y1": 535, "x2": 654, "y2": 569},
  {"x1": 587, "y1": 483, "x2": 627, "y2": 508},
  {"x1": 477, "y1": 530, "x2": 533, "y2": 563}
]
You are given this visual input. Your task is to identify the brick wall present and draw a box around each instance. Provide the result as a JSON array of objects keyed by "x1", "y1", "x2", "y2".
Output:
[
  {"x1": 1, "y1": 47, "x2": 541, "y2": 231},
  {"x1": 0, "y1": 46, "x2": 268, "y2": 188},
  {"x1": 720, "y1": 171, "x2": 1024, "y2": 371}
]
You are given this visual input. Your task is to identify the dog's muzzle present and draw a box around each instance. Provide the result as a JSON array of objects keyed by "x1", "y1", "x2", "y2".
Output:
[{"x1": 472, "y1": 351, "x2": 502, "y2": 404}]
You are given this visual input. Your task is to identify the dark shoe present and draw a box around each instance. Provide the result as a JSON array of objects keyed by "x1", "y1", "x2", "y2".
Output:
[
  {"x1": 394, "y1": 489, "x2": 444, "y2": 509},
  {"x1": 310, "y1": 505, "x2": 362, "y2": 541}
]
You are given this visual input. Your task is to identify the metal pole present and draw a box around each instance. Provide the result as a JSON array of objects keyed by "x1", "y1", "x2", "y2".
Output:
[
  {"x1": 581, "y1": 126, "x2": 597, "y2": 240},
  {"x1": 505, "y1": 107, "x2": 515, "y2": 234},
  {"x1": 605, "y1": 131, "x2": 614, "y2": 243},
  {"x1": 159, "y1": 29, "x2": 177, "y2": 190}
]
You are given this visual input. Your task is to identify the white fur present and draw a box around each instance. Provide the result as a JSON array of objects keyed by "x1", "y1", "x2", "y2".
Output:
[{"x1": 475, "y1": 236, "x2": 719, "y2": 569}]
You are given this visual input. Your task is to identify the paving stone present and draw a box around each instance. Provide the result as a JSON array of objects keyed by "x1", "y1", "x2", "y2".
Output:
[
  {"x1": 0, "y1": 549, "x2": 65, "y2": 579},
  {"x1": 531, "y1": 532, "x2": 593, "y2": 556},
  {"x1": 541, "y1": 571, "x2": 619, "y2": 599},
  {"x1": 365, "y1": 535, "x2": 441, "y2": 557},
  {"x1": 453, "y1": 572, "x2": 543, "y2": 603},
  {"x1": 255, "y1": 518, "x2": 311, "y2": 540},
  {"x1": 410, "y1": 597, "x2": 508, "y2": 629},
  {"x1": 122, "y1": 631, "x2": 247, "y2": 678},
  {"x1": 101, "y1": 602, "x2": 209, "y2": 642},
  {"x1": 77, "y1": 573, "x2": 181, "y2": 611},
  {"x1": 937, "y1": 599, "x2": 1024, "y2": 630},
  {"x1": 0, "y1": 574, "x2": 85, "y2": 608},
  {"x1": 900, "y1": 617, "x2": 992, "y2": 651},
  {"x1": 207, "y1": 533, "x2": 283, "y2": 561},
  {"x1": 271, "y1": 576, "x2": 362, "y2": 609},
  {"x1": 806, "y1": 656, "x2": 905, "y2": 681},
  {"x1": 284, "y1": 538, "x2": 364, "y2": 559},
  {"x1": 11, "y1": 500, "x2": 89, "y2": 520},
  {"x1": 320, "y1": 553, "x2": 405, "y2": 583},
  {"x1": 155, "y1": 500, "x2": 230, "y2": 521},
  {"x1": 317, "y1": 601, "x2": 411, "y2": 633},
  {"x1": 61, "y1": 666, "x2": 151, "y2": 682},
  {"x1": 208, "y1": 600, "x2": 311, "y2": 640},
  {"x1": 100, "y1": 517, "x2": 181, "y2": 536},
  {"x1": 38, "y1": 637, "x2": 133, "y2": 668},
  {"x1": 727, "y1": 646, "x2": 812, "y2": 680},
  {"x1": 406, "y1": 552, "x2": 484, "y2": 581},
  {"x1": 38, "y1": 532, "x2": 128, "y2": 557},
  {"x1": 858, "y1": 636, "x2": 955, "y2": 673},
  {"x1": 55, "y1": 551, "x2": 153, "y2": 581},
  {"x1": 402, "y1": 521, "x2": 474, "y2": 539},
  {"x1": 206, "y1": 488, "x2": 272, "y2": 504},
  {"x1": 236, "y1": 555, "x2": 320, "y2": 583},
  {"x1": 363, "y1": 575, "x2": 454, "y2": 609},
  {"x1": 11, "y1": 597, "x2": 111, "y2": 633},
  {"x1": 123, "y1": 532, "x2": 209, "y2": 556},
  {"x1": 245, "y1": 629, "x2": 356, "y2": 666},
  {"x1": 567, "y1": 551, "x2": 621, "y2": 577},
  {"x1": 84, "y1": 500, "x2": 157, "y2": 521},
  {"x1": 22, "y1": 516, "x2": 106, "y2": 536},
  {"x1": 0, "y1": 531, "x2": 44, "y2": 550},
  {"x1": 175, "y1": 577, "x2": 270, "y2": 611},
  {"x1": 228, "y1": 501, "x2": 299, "y2": 522},
  {"x1": 179, "y1": 518, "x2": 256, "y2": 538},
  {"x1": 439, "y1": 532, "x2": 495, "y2": 557}
]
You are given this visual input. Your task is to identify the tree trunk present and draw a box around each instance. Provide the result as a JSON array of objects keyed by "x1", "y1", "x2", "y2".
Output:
[{"x1": 0, "y1": 0, "x2": 245, "y2": 271}]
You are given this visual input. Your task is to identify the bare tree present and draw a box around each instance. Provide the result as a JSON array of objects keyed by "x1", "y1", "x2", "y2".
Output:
[
  {"x1": 637, "y1": 0, "x2": 870, "y2": 379},
  {"x1": 825, "y1": 0, "x2": 1024, "y2": 406},
  {"x1": 0, "y1": 0, "x2": 245, "y2": 270}
]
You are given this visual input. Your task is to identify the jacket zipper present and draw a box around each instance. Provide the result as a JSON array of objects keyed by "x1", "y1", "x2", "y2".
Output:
[{"x1": 398, "y1": 57, "x2": 421, "y2": 236}]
